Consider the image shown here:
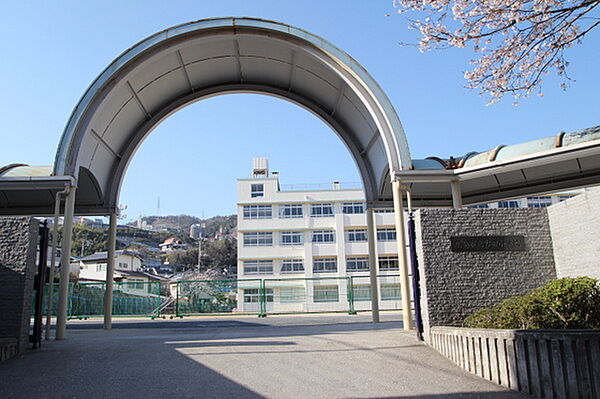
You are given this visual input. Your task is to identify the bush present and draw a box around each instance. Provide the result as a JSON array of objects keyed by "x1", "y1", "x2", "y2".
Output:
[{"x1": 464, "y1": 277, "x2": 600, "y2": 329}]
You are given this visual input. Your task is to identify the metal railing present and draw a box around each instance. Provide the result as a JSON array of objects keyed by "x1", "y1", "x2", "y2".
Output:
[
  {"x1": 35, "y1": 281, "x2": 163, "y2": 319},
  {"x1": 35, "y1": 275, "x2": 406, "y2": 320},
  {"x1": 174, "y1": 275, "x2": 404, "y2": 317}
]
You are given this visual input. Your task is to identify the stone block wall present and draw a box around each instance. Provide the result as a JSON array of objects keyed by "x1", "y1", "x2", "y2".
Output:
[
  {"x1": 547, "y1": 187, "x2": 600, "y2": 279},
  {"x1": 414, "y1": 208, "x2": 556, "y2": 341},
  {"x1": 0, "y1": 217, "x2": 39, "y2": 355}
]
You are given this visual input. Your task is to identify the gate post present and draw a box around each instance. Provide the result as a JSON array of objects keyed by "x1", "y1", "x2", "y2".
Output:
[
  {"x1": 392, "y1": 179, "x2": 413, "y2": 331},
  {"x1": 366, "y1": 206, "x2": 380, "y2": 323},
  {"x1": 56, "y1": 186, "x2": 76, "y2": 340},
  {"x1": 103, "y1": 213, "x2": 117, "y2": 330}
]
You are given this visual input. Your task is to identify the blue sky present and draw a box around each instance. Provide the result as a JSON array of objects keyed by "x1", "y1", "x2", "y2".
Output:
[{"x1": 1, "y1": 1, "x2": 598, "y2": 220}]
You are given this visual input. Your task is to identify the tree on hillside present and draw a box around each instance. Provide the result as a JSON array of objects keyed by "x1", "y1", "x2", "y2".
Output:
[
  {"x1": 203, "y1": 239, "x2": 237, "y2": 268},
  {"x1": 393, "y1": 0, "x2": 600, "y2": 103},
  {"x1": 167, "y1": 239, "x2": 237, "y2": 269}
]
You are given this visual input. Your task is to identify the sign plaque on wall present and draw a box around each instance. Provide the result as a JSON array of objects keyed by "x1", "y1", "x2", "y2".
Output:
[{"x1": 450, "y1": 235, "x2": 526, "y2": 252}]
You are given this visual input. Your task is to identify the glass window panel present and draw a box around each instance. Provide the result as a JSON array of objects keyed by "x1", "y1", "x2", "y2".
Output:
[
  {"x1": 346, "y1": 229, "x2": 367, "y2": 242},
  {"x1": 310, "y1": 203, "x2": 334, "y2": 217},
  {"x1": 376, "y1": 228, "x2": 396, "y2": 241},
  {"x1": 313, "y1": 257, "x2": 337, "y2": 273},
  {"x1": 279, "y1": 204, "x2": 303, "y2": 218},
  {"x1": 281, "y1": 259, "x2": 304, "y2": 273},
  {"x1": 346, "y1": 256, "x2": 369, "y2": 272},
  {"x1": 311, "y1": 230, "x2": 335, "y2": 243},
  {"x1": 314, "y1": 285, "x2": 339, "y2": 302}
]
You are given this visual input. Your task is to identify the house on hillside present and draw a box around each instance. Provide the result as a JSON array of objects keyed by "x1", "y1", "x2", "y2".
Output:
[
  {"x1": 76, "y1": 250, "x2": 169, "y2": 295},
  {"x1": 159, "y1": 237, "x2": 187, "y2": 252}
]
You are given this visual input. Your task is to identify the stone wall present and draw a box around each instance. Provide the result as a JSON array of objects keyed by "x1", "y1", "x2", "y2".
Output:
[
  {"x1": 547, "y1": 187, "x2": 600, "y2": 279},
  {"x1": 414, "y1": 208, "x2": 556, "y2": 341},
  {"x1": 0, "y1": 217, "x2": 39, "y2": 355}
]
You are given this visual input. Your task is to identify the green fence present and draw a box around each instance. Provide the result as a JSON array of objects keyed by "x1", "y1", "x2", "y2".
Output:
[
  {"x1": 35, "y1": 281, "x2": 164, "y2": 319},
  {"x1": 174, "y1": 274, "x2": 403, "y2": 317},
  {"x1": 34, "y1": 275, "x2": 404, "y2": 319}
]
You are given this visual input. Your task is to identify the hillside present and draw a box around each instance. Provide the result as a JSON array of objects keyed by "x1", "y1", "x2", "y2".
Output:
[{"x1": 129, "y1": 214, "x2": 236, "y2": 238}]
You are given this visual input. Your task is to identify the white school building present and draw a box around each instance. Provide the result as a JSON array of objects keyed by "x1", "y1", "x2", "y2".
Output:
[{"x1": 236, "y1": 159, "x2": 403, "y2": 314}]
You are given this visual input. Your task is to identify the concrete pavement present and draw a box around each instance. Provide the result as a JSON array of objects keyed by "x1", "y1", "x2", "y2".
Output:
[{"x1": 0, "y1": 313, "x2": 528, "y2": 398}]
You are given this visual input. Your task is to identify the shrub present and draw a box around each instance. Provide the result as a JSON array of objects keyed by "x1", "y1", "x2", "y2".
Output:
[{"x1": 464, "y1": 277, "x2": 600, "y2": 329}]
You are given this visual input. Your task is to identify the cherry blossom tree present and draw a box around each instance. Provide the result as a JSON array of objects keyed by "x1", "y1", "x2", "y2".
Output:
[{"x1": 393, "y1": 0, "x2": 600, "y2": 104}]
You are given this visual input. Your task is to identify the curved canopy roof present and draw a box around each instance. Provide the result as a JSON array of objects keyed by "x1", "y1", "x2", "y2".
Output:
[
  {"x1": 53, "y1": 17, "x2": 412, "y2": 214},
  {"x1": 396, "y1": 125, "x2": 600, "y2": 206},
  {"x1": 1, "y1": 125, "x2": 598, "y2": 214}
]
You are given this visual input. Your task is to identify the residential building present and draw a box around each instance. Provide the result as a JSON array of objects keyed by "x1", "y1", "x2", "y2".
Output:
[
  {"x1": 159, "y1": 237, "x2": 187, "y2": 252},
  {"x1": 76, "y1": 250, "x2": 168, "y2": 295},
  {"x1": 236, "y1": 158, "x2": 402, "y2": 313}
]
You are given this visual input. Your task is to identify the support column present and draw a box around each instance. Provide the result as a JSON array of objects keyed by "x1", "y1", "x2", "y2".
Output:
[
  {"x1": 451, "y1": 180, "x2": 463, "y2": 209},
  {"x1": 45, "y1": 188, "x2": 68, "y2": 340},
  {"x1": 103, "y1": 213, "x2": 117, "y2": 330},
  {"x1": 55, "y1": 186, "x2": 76, "y2": 340},
  {"x1": 392, "y1": 179, "x2": 413, "y2": 330},
  {"x1": 366, "y1": 207, "x2": 380, "y2": 323}
]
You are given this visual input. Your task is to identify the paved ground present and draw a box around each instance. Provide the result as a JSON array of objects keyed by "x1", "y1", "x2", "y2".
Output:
[{"x1": 0, "y1": 313, "x2": 528, "y2": 399}]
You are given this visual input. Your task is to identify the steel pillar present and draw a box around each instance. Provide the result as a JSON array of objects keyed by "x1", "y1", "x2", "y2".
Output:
[
  {"x1": 55, "y1": 186, "x2": 76, "y2": 340},
  {"x1": 103, "y1": 213, "x2": 117, "y2": 330},
  {"x1": 392, "y1": 179, "x2": 413, "y2": 331},
  {"x1": 366, "y1": 207, "x2": 380, "y2": 323}
]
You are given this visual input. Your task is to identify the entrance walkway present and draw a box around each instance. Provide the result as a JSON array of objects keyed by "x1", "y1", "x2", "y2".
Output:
[{"x1": 1, "y1": 313, "x2": 527, "y2": 399}]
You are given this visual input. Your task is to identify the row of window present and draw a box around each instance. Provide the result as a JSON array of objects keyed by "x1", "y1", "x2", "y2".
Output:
[
  {"x1": 242, "y1": 228, "x2": 397, "y2": 246},
  {"x1": 472, "y1": 195, "x2": 574, "y2": 209},
  {"x1": 242, "y1": 256, "x2": 399, "y2": 275},
  {"x1": 243, "y1": 284, "x2": 400, "y2": 303},
  {"x1": 243, "y1": 202, "x2": 368, "y2": 219}
]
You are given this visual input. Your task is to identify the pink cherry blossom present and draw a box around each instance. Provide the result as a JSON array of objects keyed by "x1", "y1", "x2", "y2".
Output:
[{"x1": 393, "y1": 0, "x2": 600, "y2": 104}]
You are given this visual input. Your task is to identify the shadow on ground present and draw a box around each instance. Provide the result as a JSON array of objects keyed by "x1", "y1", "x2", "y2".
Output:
[{"x1": 1, "y1": 316, "x2": 528, "y2": 399}]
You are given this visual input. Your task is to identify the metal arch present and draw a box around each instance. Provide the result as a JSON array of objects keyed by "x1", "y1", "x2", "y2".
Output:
[
  {"x1": 107, "y1": 83, "x2": 380, "y2": 210},
  {"x1": 53, "y1": 17, "x2": 411, "y2": 182}
]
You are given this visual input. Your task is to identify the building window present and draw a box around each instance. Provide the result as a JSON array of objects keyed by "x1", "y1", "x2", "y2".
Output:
[
  {"x1": 244, "y1": 288, "x2": 274, "y2": 303},
  {"x1": 377, "y1": 228, "x2": 396, "y2": 241},
  {"x1": 243, "y1": 232, "x2": 273, "y2": 246},
  {"x1": 352, "y1": 285, "x2": 371, "y2": 301},
  {"x1": 250, "y1": 184, "x2": 264, "y2": 198},
  {"x1": 313, "y1": 257, "x2": 337, "y2": 273},
  {"x1": 342, "y1": 202, "x2": 364, "y2": 214},
  {"x1": 558, "y1": 195, "x2": 574, "y2": 202},
  {"x1": 381, "y1": 284, "x2": 401, "y2": 301},
  {"x1": 280, "y1": 231, "x2": 304, "y2": 246},
  {"x1": 280, "y1": 287, "x2": 305, "y2": 303},
  {"x1": 243, "y1": 260, "x2": 273, "y2": 275},
  {"x1": 374, "y1": 208, "x2": 394, "y2": 213},
  {"x1": 313, "y1": 285, "x2": 339, "y2": 302},
  {"x1": 310, "y1": 203, "x2": 334, "y2": 217},
  {"x1": 128, "y1": 278, "x2": 145, "y2": 290},
  {"x1": 279, "y1": 204, "x2": 303, "y2": 218},
  {"x1": 378, "y1": 255, "x2": 399, "y2": 271},
  {"x1": 527, "y1": 196, "x2": 552, "y2": 208},
  {"x1": 281, "y1": 259, "x2": 304, "y2": 274},
  {"x1": 243, "y1": 205, "x2": 272, "y2": 219},
  {"x1": 95, "y1": 263, "x2": 106, "y2": 272},
  {"x1": 312, "y1": 230, "x2": 335, "y2": 243},
  {"x1": 346, "y1": 256, "x2": 369, "y2": 272},
  {"x1": 470, "y1": 204, "x2": 489, "y2": 209},
  {"x1": 498, "y1": 200, "x2": 520, "y2": 208},
  {"x1": 345, "y1": 228, "x2": 367, "y2": 242}
]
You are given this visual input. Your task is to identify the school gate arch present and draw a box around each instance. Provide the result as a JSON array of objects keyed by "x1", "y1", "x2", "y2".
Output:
[{"x1": 51, "y1": 17, "x2": 415, "y2": 338}]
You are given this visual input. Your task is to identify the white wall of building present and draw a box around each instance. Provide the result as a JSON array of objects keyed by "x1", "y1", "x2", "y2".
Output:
[{"x1": 237, "y1": 172, "x2": 403, "y2": 313}]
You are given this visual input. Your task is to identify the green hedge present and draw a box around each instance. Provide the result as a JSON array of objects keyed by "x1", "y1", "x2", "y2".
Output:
[{"x1": 464, "y1": 277, "x2": 600, "y2": 329}]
